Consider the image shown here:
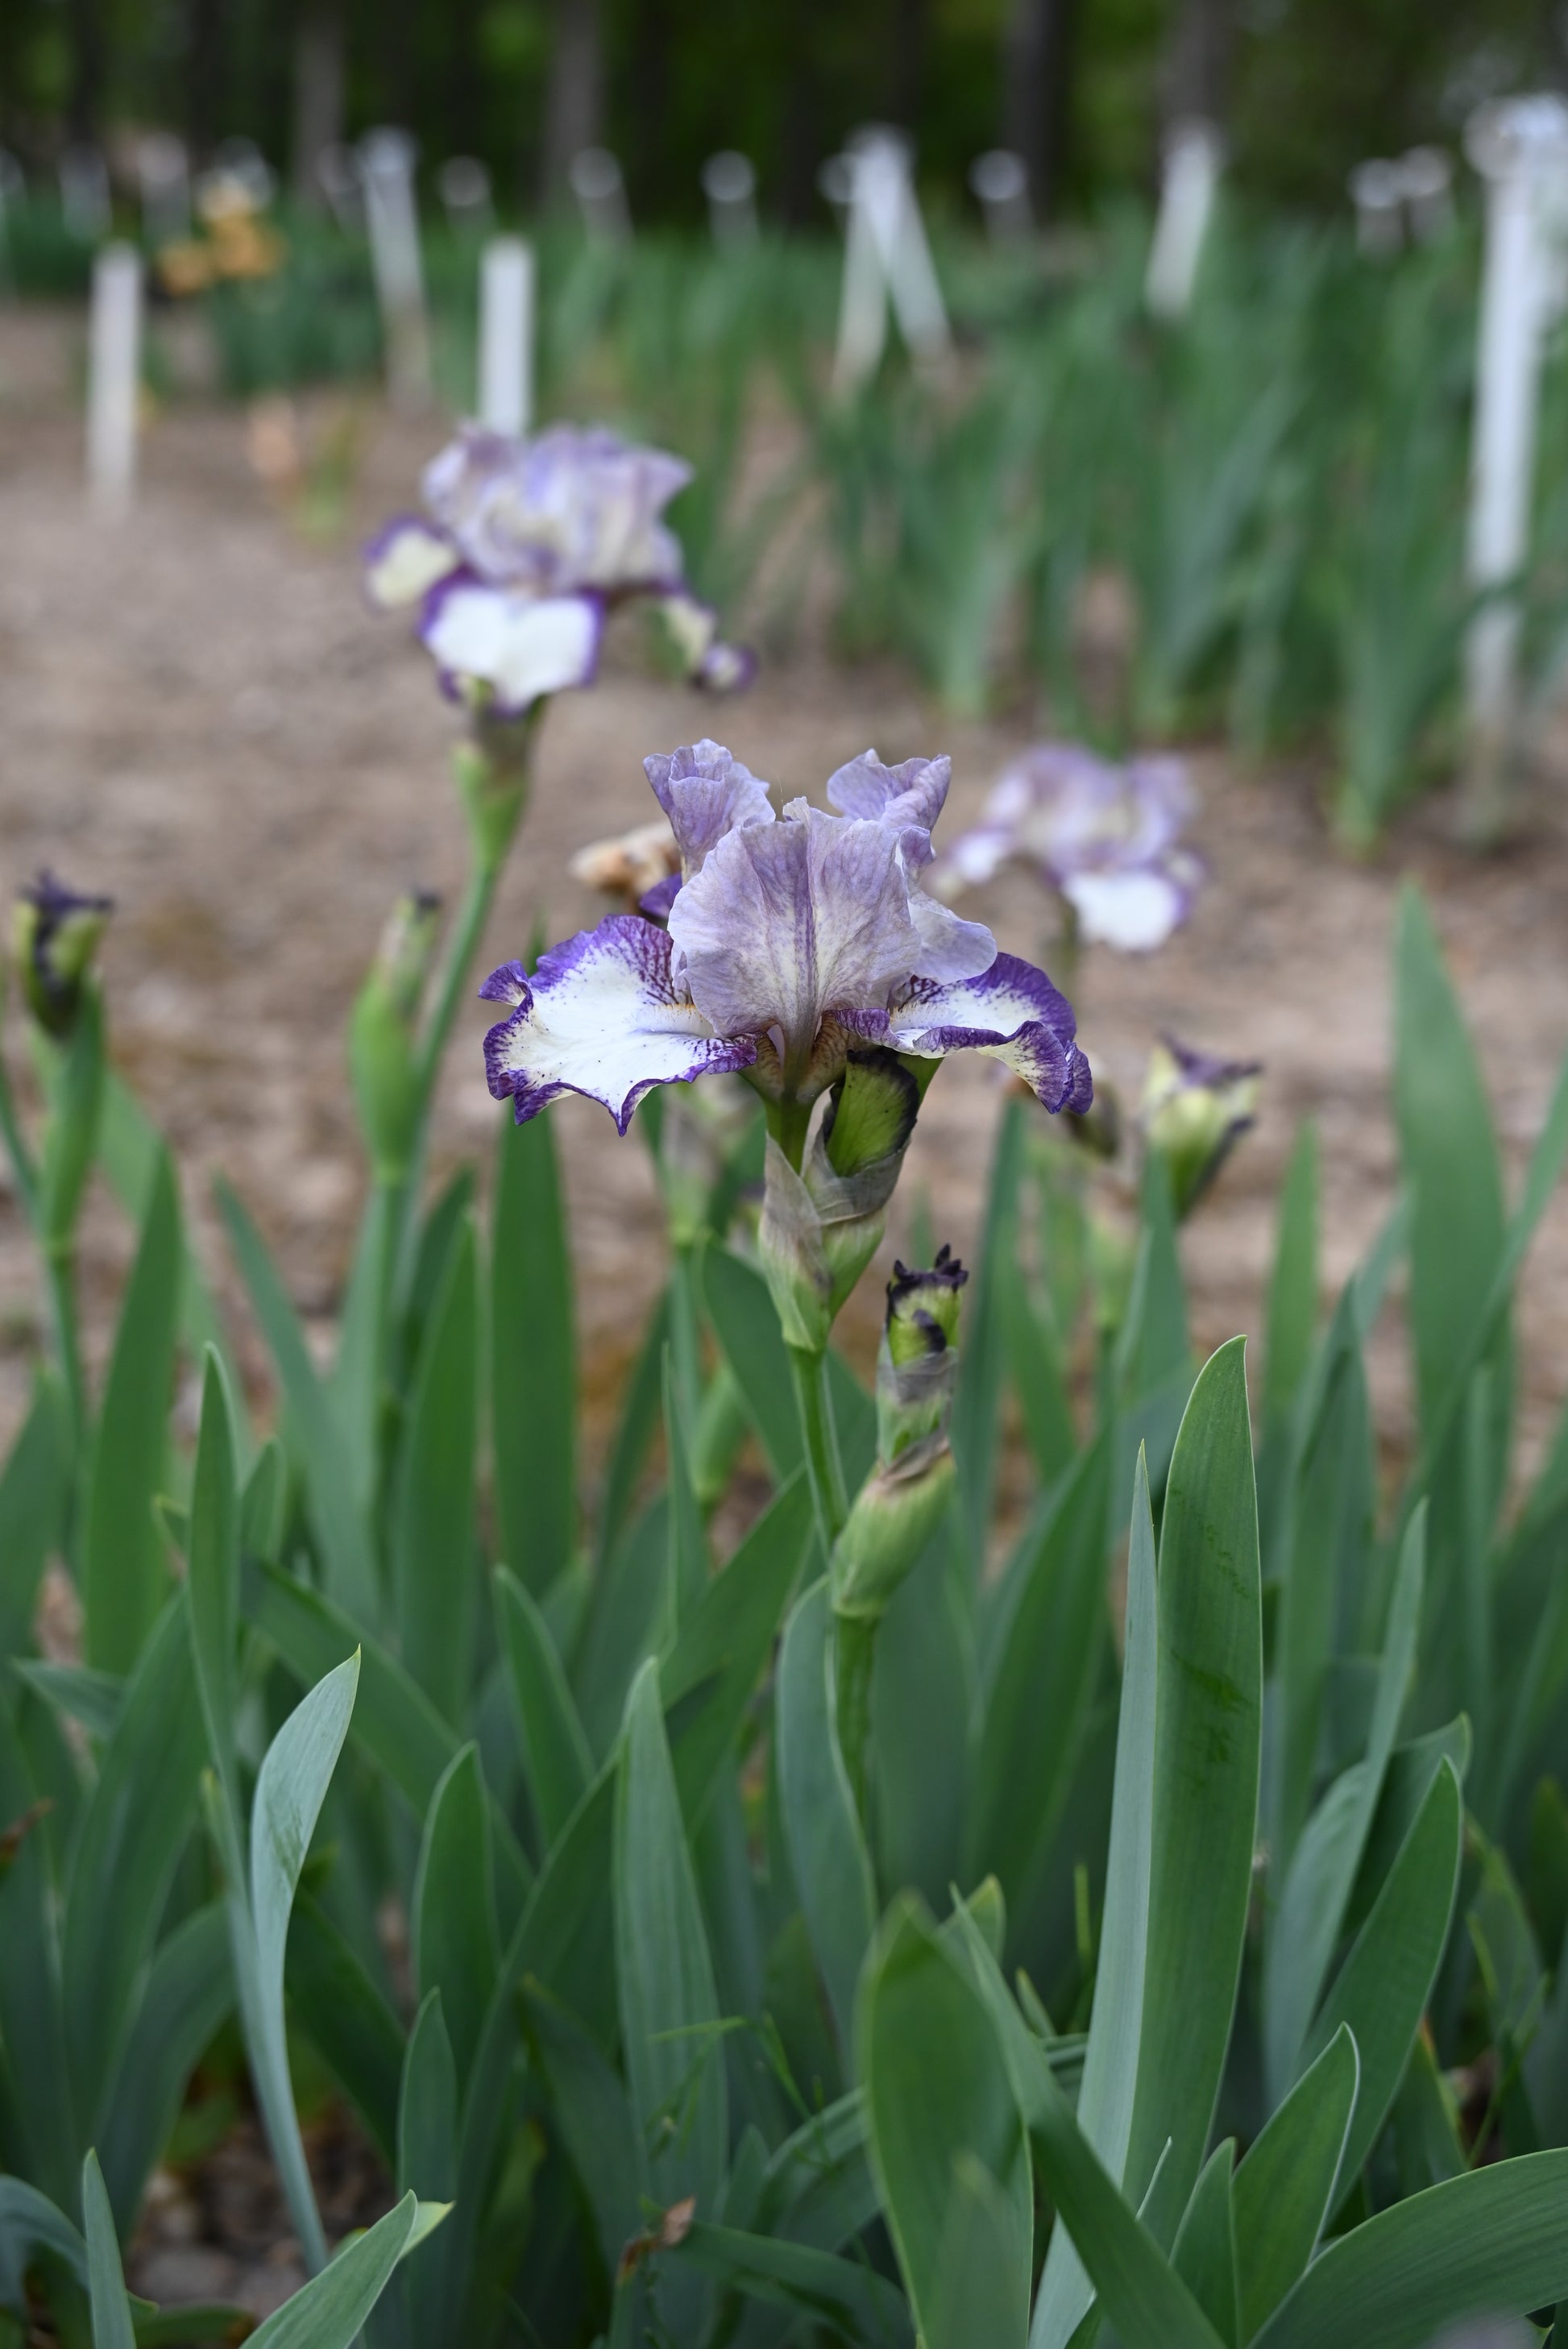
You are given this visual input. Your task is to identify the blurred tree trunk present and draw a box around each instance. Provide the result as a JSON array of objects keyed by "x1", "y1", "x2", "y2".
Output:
[
  {"x1": 1159, "y1": 0, "x2": 1234, "y2": 128},
  {"x1": 1002, "y1": 0, "x2": 1080, "y2": 219},
  {"x1": 778, "y1": 3, "x2": 824, "y2": 227},
  {"x1": 446, "y1": 0, "x2": 483, "y2": 162},
  {"x1": 67, "y1": 0, "x2": 103, "y2": 143},
  {"x1": 185, "y1": 0, "x2": 227, "y2": 162},
  {"x1": 541, "y1": 0, "x2": 604, "y2": 205},
  {"x1": 889, "y1": 0, "x2": 930, "y2": 133},
  {"x1": 291, "y1": 0, "x2": 344, "y2": 208},
  {"x1": 381, "y1": 0, "x2": 417, "y2": 129},
  {"x1": 629, "y1": 0, "x2": 673, "y2": 215}
]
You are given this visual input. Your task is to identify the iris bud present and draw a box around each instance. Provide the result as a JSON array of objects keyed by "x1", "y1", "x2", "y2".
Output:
[
  {"x1": 832, "y1": 1247, "x2": 968, "y2": 1625},
  {"x1": 1140, "y1": 1033, "x2": 1260, "y2": 1218},
  {"x1": 759, "y1": 1049, "x2": 925, "y2": 1351},
  {"x1": 350, "y1": 890, "x2": 442, "y2": 1176},
  {"x1": 10, "y1": 873, "x2": 113, "y2": 1039}
]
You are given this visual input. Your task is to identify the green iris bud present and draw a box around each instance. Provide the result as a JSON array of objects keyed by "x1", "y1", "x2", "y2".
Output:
[
  {"x1": 759, "y1": 1048, "x2": 928, "y2": 1351},
  {"x1": 11, "y1": 873, "x2": 113, "y2": 1040},
  {"x1": 832, "y1": 1247, "x2": 968, "y2": 1625},
  {"x1": 350, "y1": 890, "x2": 442, "y2": 1177},
  {"x1": 1140, "y1": 1034, "x2": 1261, "y2": 1218}
]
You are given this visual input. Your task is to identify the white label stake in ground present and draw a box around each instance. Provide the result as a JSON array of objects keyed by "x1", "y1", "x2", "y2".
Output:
[
  {"x1": 1462, "y1": 96, "x2": 1568, "y2": 828},
  {"x1": 87, "y1": 243, "x2": 143, "y2": 517},
  {"x1": 832, "y1": 127, "x2": 951, "y2": 395},
  {"x1": 1146, "y1": 118, "x2": 1223, "y2": 320},
  {"x1": 359, "y1": 127, "x2": 431, "y2": 410},
  {"x1": 138, "y1": 132, "x2": 191, "y2": 247},
  {"x1": 969, "y1": 149, "x2": 1032, "y2": 244},
  {"x1": 479, "y1": 235, "x2": 534, "y2": 437},
  {"x1": 1348, "y1": 159, "x2": 1404, "y2": 258},
  {"x1": 569, "y1": 148, "x2": 631, "y2": 245},
  {"x1": 701, "y1": 151, "x2": 758, "y2": 248}
]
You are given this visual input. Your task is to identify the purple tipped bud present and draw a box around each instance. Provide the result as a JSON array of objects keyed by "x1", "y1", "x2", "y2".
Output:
[
  {"x1": 11, "y1": 871, "x2": 113, "y2": 1037},
  {"x1": 1140, "y1": 1033, "x2": 1261, "y2": 1216},
  {"x1": 886, "y1": 1244, "x2": 968, "y2": 1367}
]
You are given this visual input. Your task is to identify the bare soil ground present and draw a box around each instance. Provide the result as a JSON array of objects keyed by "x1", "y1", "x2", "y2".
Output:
[
  {"x1": 6, "y1": 307, "x2": 1568, "y2": 2306},
  {"x1": 6, "y1": 318, "x2": 1568, "y2": 1474}
]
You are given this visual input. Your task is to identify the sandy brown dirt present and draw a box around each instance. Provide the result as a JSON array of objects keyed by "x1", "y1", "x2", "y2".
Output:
[{"x1": 6, "y1": 337, "x2": 1568, "y2": 1498}]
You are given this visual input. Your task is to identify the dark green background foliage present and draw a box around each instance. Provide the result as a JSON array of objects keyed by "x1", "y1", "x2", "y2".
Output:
[{"x1": 2, "y1": 0, "x2": 1566, "y2": 225}]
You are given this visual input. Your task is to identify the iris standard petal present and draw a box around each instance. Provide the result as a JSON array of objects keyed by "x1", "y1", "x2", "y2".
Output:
[
  {"x1": 826, "y1": 749, "x2": 952, "y2": 840},
  {"x1": 362, "y1": 517, "x2": 459, "y2": 610},
  {"x1": 420, "y1": 581, "x2": 603, "y2": 714},
  {"x1": 668, "y1": 805, "x2": 921, "y2": 1062},
  {"x1": 880, "y1": 953, "x2": 1093, "y2": 1112},
  {"x1": 643, "y1": 739, "x2": 775, "y2": 878},
  {"x1": 482, "y1": 916, "x2": 757, "y2": 1134}
]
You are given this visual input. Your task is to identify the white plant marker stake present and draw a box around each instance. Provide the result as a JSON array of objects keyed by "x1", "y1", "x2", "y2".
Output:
[
  {"x1": 701, "y1": 151, "x2": 758, "y2": 247},
  {"x1": 1400, "y1": 145, "x2": 1454, "y2": 243},
  {"x1": 1348, "y1": 159, "x2": 1404, "y2": 258},
  {"x1": 60, "y1": 144, "x2": 110, "y2": 241},
  {"x1": 832, "y1": 144, "x2": 890, "y2": 390},
  {"x1": 569, "y1": 147, "x2": 631, "y2": 244},
  {"x1": 359, "y1": 127, "x2": 431, "y2": 409},
  {"x1": 969, "y1": 148, "x2": 1032, "y2": 244},
  {"x1": 479, "y1": 234, "x2": 534, "y2": 436},
  {"x1": 86, "y1": 243, "x2": 143, "y2": 517},
  {"x1": 832, "y1": 128, "x2": 951, "y2": 394},
  {"x1": 1462, "y1": 96, "x2": 1568, "y2": 828},
  {"x1": 137, "y1": 131, "x2": 190, "y2": 246},
  {"x1": 438, "y1": 156, "x2": 492, "y2": 234},
  {"x1": 1145, "y1": 117, "x2": 1222, "y2": 320}
]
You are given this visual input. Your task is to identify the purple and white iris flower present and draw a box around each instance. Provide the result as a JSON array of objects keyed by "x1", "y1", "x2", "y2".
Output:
[
  {"x1": 937, "y1": 743, "x2": 1203, "y2": 953},
  {"x1": 481, "y1": 741, "x2": 1091, "y2": 1137},
  {"x1": 363, "y1": 423, "x2": 753, "y2": 716}
]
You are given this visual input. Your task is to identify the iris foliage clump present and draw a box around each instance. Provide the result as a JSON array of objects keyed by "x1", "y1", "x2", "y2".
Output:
[{"x1": 5, "y1": 420, "x2": 1568, "y2": 2349}]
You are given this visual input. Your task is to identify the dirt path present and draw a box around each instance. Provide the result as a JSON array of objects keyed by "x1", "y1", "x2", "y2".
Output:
[{"x1": 4, "y1": 349, "x2": 1568, "y2": 1500}]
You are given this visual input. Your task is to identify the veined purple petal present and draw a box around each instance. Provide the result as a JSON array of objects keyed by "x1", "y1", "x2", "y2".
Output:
[
  {"x1": 483, "y1": 916, "x2": 756, "y2": 1135},
  {"x1": 362, "y1": 516, "x2": 459, "y2": 610},
  {"x1": 907, "y1": 890, "x2": 998, "y2": 985},
  {"x1": 827, "y1": 749, "x2": 952, "y2": 841},
  {"x1": 881, "y1": 954, "x2": 1092, "y2": 1114},
  {"x1": 419, "y1": 579, "x2": 603, "y2": 715},
  {"x1": 643, "y1": 739, "x2": 775, "y2": 879},
  {"x1": 668, "y1": 805, "x2": 921, "y2": 1064}
]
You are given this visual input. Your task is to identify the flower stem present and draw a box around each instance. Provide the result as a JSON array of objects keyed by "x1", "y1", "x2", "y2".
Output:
[
  {"x1": 788, "y1": 1343, "x2": 848, "y2": 1557},
  {"x1": 416, "y1": 855, "x2": 498, "y2": 1112},
  {"x1": 44, "y1": 1238, "x2": 85, "y2": 1450},
  {"x1": 833, "y1": 1609, "x2": 877, "y2": 1828}
]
